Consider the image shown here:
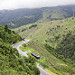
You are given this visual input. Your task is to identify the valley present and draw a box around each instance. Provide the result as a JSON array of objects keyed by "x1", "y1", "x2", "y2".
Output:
[
  {"x1": 0, "y1": 5, "x2": 75, "y2": 75},
  {"x1": 0, "y1": 5, "x2": 75, "y2": 28},
  {"x1": 13, "y1": 17, "x2": 75, "y2": 75}
]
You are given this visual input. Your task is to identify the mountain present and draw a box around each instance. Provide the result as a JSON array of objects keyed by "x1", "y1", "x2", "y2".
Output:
[
  {"x1": 0, "y1": 5, "x2": 75, "y2": 28},
  {"x1": 13, "y1": 17, "x2": 75, "y2": 61},
  {"x1": 0, "y1": 24, "x2": 22, "y2": 43},
  {"x1": 56, "y1": 31, "x2": 75, "y2": 60},
  {"x1": 26, "y1": 40, "x2": 75, "y2": 75},
  {"x1": 0, "y1": 5, "x2": 75, "y2": 75},
  {"x1": 0, "y1": 25, "x2": 40, "y2": 75},
  {"x1": 0, "y1": 8, "x2": 42, "y2": 28},
  {"x1": 13, "y1": 17, "x2": 75, "y2": 75}
]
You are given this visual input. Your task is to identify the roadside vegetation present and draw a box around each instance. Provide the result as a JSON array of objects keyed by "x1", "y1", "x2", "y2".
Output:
[
  {"x1": 20, "y1": 43, "x2": 52, "y2": 73},
  {"x1": 0, "y1": 25, "x2": 40, "y2": 75},
  {"x1": 14, "y1": 17, "x2": 75, "y2": 75},
  {"x1": 19, "y1": 41, "x2": 75, "y2": 75}
]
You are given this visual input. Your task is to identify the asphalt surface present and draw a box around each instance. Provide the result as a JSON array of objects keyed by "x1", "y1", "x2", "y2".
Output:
[
  {"x1": 37, "y1": 64, "x2": 53, "y2": 75},
  {"x1": 12, "y1": 40, "x2": 53, "y2": 75},
  {"x1": 12, "y1": 40, "x2": 29, "y2": 57}
]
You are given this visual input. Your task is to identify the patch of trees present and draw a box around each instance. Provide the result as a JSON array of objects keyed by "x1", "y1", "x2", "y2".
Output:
[
  {"x1": 45, "y1": 44, "x2": 57, "y2": 57},
  {"x1": 50, "y1": 18, "x2": 62, "y2": 21},
  {"x1": 0, "y1": 42, "x2": 40, "y2": 75},
  {"x1": 0, "y1": 25, "x2": 22, "y2": 44},
  {"x1": 21, "y1": 28, "x2": 26, "y2": 32},
  {"x1": 29, "y1": 24, "x2": 37, "y2": 29},
  {"x1": 0, "y1": 25, "x2": 40, "y2": 75},
  {"x1": 56, "y1": 31, "x2": 75, "y2": 61}
]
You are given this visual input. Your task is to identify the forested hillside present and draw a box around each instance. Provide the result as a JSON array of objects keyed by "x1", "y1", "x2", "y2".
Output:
[
  {"x1": 0, "y1": 8, "x2": 42, "y2": 28},
  {"x1": 0, "y1": 25, "x2": 40, "y2": 75},
  {"x1": 0, "y1": 25, "x2": 22, "y2": 43},
  {"x1": 0, "y1": 4, "x2": 75, "y2": 75},
  {"x1": 14, "y1": 17, "x2": 75, "y2": 47},
  {"x1": 26, "y1": 40, "x2": 75, "y2": 75},
  {"x1": 0, "y1": 5, "x2": 75, "y2": 28},
  {"x1": 56, "y1": 31, "x2": 75, "y2": 60},
  {"x1": 14, "y1": 17, "x2": 75, "y2": 66}
]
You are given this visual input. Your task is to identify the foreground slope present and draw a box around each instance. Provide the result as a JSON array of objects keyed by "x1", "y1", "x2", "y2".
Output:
[
  {"x1": 12, "y1": 40, "x2": 53, "y2": 75},
  {"x1": 26, "y1": 40, "x2": 75, "y2": 75},
  {"x1": 0, "y1": 25, "x2": 40, "y2": 75}
]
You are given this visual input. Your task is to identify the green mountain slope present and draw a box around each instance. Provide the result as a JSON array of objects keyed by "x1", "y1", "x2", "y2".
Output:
[
  {"x1": 13, "y1": 17, "x2": 75, "y2": 68},
  {"x1": 0, "y1": 5, "x2": 75, "y2": 28},
  {"x1": 14, "y1": 17, "x2": 75, "y2": 46},
  {"x1": 56, "y1": 31, "x2": 75, "y2": 60},
  {"x1": 26, "y1": 40, "x2": 75, "y2": 75},
  {"x1": 0, "y1": 25, "x2": 40, "y2": 75}
]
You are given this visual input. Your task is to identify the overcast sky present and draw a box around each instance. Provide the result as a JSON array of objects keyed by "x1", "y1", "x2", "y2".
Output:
[{"x1": 0, "y1": 0, "x2": 75, "y2": 10}]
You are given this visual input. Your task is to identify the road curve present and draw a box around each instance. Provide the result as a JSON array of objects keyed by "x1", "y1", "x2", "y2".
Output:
[
  {"x1": 12, "y1": 39, "x2": 53, "y2": 75},
  {"x1": 12, "y1": 40, "x2": 30, "y2": 57}
]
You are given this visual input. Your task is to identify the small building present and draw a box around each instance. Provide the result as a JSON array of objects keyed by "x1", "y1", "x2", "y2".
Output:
[{"x1": 31, "y1": 52, "x2": 40, "y2": 59}]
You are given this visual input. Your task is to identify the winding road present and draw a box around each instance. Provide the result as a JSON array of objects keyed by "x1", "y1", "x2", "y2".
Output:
[{"x1": 12, "y1": 39, "x2": 53, "y2": 75}]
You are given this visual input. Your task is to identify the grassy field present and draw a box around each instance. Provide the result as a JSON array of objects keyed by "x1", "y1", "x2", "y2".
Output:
[
  {"x1": 13, "y1": 17, "x2": 75, "y2": 75},
  {"x1": 25, "y1": 40, "x2": 75, "y2": 75},
  {"x1": 20, "y1": 44, "x2": 49, "y2": 72},
  {"x1": 19, "y1": 41, "x2": 75, "y2": 75},
  {"x1": 13, "y1": 17, "x2": 75, "y2": 48}
]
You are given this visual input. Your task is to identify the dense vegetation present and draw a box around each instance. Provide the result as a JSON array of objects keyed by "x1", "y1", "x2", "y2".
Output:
[
  {"x1": 14, "y1": 17, "x2": 75, "y2": 75},
  {"x1": 56, "y1": 31, "x2": 75, "y2": 61},
  {"x1": 0, "y1": 4, "x2": 75, "y2": 75},
  {"x1": 0, "y1": 25, "x2": 40, "y2": 75},
  {"x1": 0, "y1": 25, "x2": 22, "y2": 44},
  {"x1": 14, "y1": 17, "x2": 75, "y2": 47},
  {"x1": 27, "y1": 40, "x2": 75, "y2": 75},
  {"x1": 0, "y1": 5, "x2": 75, "y2": 28},
  {"x1": 0, "y1": 9, "x2": 42, "y2": 28}
]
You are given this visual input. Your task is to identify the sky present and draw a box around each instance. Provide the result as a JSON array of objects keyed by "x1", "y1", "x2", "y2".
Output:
[{"x1": 0, "y1": 0, "x2": 75, "y2": 10}]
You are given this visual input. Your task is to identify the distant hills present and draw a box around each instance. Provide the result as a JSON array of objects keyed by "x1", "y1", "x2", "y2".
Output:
[{"x1": 0, "y1": 5, "x2": 75, "y2": 28}]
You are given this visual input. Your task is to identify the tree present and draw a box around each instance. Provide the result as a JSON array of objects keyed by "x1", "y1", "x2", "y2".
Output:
[
  {"x1": 4, "y1": 24, "x2": 8, "y2": 32},
  {"x1": 8, "y1": 29, "x2": 11, "y2": 34}
]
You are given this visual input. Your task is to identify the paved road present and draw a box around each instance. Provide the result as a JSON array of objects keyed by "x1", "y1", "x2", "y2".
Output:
[
  {"x1": 12, "y1": 40, "x2": 30, "y2": 57},
  {"x1": 12, "y1": 40, "x2": 29, "y2": 49},
  {"x1": 12, "y1": 40, "x2": 53, "y2": 75},
  {"x1": 37, "y1": 64, "x2": 53, "y2": 75}
]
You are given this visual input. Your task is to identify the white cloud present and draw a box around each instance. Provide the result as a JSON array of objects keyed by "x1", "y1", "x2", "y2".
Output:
[{"x1": 0, "y1": 0, "x2": 75, "y2": 10}]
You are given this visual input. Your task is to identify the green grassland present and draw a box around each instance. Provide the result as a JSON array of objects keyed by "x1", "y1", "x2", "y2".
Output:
[
  {"x1": 13, "y1": 17, "x2": 75, "y2": 47},
  {"x1": 20, "y1": 46, "x2": 38, "y2": 54},
  {"x1": 0, "y1": 25, "x2": 40, "y2": 75},
  {"x1": 13, "y1": 17, "x2": 75, "y2": 75},
  {"x1": 21, "y1": 41, "x2": 75, "y2": 75}
]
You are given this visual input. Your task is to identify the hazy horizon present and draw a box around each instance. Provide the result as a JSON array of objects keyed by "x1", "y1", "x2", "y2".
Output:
[{"x1": 0, "y1": 0, "x2": 75, "y2": 10}]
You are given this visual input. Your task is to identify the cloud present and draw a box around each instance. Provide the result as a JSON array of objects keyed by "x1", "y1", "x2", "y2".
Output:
[{"x1": 0, "y1": 0, "x2": 75, "y2": 10}]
